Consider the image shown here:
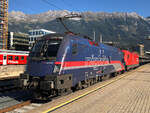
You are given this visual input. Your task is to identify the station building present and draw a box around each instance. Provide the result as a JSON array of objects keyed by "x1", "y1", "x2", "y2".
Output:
[
  {"x1": 7, "y1": 32, "x2": 29, "y2": 51},
  {"x1": 28, "y1": 29, "x2": 55, "y2": 49}
]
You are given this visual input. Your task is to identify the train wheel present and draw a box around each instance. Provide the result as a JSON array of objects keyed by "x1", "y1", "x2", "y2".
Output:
[
  {"x1": 102, "y1": 74, "x2": 110, "y2": 81},
  {"x1": 111, "y1": 72, "x2": 117, "y2": 77},
  {"x1": 64, "y1": 88, "x2": 72, "y2": 95},
  {"x1": 95, "y1": 76, "x2": 99, "y2": 82},
  {"x1": 89, "y1": 79, "x2": 93, "y2": 86},
  {"x1": 57, "y1": 88, "x2": 72, "y2": 96},
  {"x1": 98, "y1": 76, "x2": 102, "y2": 82},
  {"x1": 77, "y1": 81, "x2": 82, "y2": 90},
  {"x1": 121, "y1": 70, "x2": 125, "y2": 74},
  {"x1": 117, "y1": 71, "x2": 121, "y2": 75}
]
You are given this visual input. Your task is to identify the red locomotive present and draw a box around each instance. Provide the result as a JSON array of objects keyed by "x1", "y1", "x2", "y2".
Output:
[
  {"x1": 122, "y1": 50, "x2": 139, "y2": 70},
  {"x1": 0, "y1": 49, "x2": 29, "y2": 65}
]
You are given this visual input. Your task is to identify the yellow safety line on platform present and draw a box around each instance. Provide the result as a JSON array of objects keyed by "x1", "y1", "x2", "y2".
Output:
[{"x1": 42, "y1": 66, "x2": 144, "y2": 113}]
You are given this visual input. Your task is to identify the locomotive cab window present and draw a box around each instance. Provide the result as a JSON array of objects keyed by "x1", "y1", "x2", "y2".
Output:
[
  {"x1": 30, "y1": 34, "x2": 63, "y2": 59},
  {"x1": 44, "y1": 41, "x2": 60, "y2": 57},
  {"x1": 72, "y1": 44, "x2": 78, "y2": 55}
]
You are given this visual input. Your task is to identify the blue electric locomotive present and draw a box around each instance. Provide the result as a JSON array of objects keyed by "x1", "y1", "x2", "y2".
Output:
[{"x1": 19, "y1": 33, "x2": 125, "y2": 97}]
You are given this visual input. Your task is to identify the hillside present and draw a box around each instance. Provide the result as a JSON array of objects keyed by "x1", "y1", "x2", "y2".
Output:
[{"x1": 8, "y1": 10, "x2": 150, "y2": 50}]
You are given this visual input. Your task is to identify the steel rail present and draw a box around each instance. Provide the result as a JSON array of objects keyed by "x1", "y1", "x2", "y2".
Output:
[
  {"x1": 0, "y1": 100, "x2": 31, "y2": 113},
  {"x1": 0, "y1": 89, "x2": 33, "y2": 113}
]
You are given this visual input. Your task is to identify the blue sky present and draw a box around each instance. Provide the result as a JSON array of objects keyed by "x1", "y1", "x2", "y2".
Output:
[{"x1": 9, "y1": 0, "x2": 150, "y2": 17}]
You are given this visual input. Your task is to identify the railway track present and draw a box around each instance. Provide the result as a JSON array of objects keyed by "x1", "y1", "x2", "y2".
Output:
[
  {"x1": 0, "y1": 77, "x2": 19, "y2": 93},
  {"x1": 0, "y1": 90, "x2": 33, "y2": 113}
]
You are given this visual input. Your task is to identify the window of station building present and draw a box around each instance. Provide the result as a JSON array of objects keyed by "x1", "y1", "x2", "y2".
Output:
[
  {"x1": 31, "y1": 37, "x2": 34, "y2": 41},
  {"x1": 31, "y1": 37, "x2": 33, "y2": 41},
  {"x1": 29, "y1": 32, "x2": 32, "y2": 36},
  {"x1": 36, "y1": 31, "x2": 39, "y2": 35},
  {"x1": 39, "y1": 31, "x2": 43, "y2": 35},
  {"x1": 33, "y1": 38, "x2": 36, "y2": 41},
  {"x1": 21, "y1": 56, "x2": 24, "y2": 60},
  {"x1": 15, "y1": 56, "x2": 19, "y2": 60},
  {"x1": 42, "y1": 31, "x2": 44, "y2": 35},
  {"x1": 8, "y1": 56, "x2": 13, "y2": 60},
  {"x1": 33, "y1": 32, "x2": 35, "y2": 36},
  {"x1": 43, "y1": 32, "x2": 45, "y2": 35}
]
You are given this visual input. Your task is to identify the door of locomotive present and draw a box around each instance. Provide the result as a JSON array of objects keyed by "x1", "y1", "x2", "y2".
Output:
[{"x1": 3, "y1": 54, "x2": 7, "y2": 65}]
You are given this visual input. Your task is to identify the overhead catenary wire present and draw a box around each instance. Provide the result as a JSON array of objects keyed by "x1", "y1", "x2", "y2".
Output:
[
  {"x1": 40, "y1": 0, "x2": 63, "y2": 10},
  {"x1": 60, "y1": 0, "x2": 81, "y2": 12},
  {"x1": 41, "y1": 0, "x2": 82, "y2": 12}
]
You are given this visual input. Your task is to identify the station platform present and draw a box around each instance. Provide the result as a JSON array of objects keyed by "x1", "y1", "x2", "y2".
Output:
[
  {"x1": 0, "y1": 65, "x2": 25, "y2": 79},
  {"x1": 27, "y1": 63, "x2": 150, "y2": 113}
]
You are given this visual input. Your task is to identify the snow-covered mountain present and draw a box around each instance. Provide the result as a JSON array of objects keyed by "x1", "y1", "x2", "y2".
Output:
[
  {"x1": 8, "y1": 10, "x2": 150, "y2": 50},
  {"x1": 9, "y1": 10, "x2": 72, "y2": 23},
  {"x1": 9, "y1": 10, "x2": 143, "y2": 23}
]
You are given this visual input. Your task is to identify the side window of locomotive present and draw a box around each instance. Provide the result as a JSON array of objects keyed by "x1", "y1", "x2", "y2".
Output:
[
  {"x1": 72, "y1": 44, "x2": 78, "y2": 55},
  {"x1": 8, "y1": 56, "x2": 13, "y2": 60},
  {"x1": 21, "y1": 56, "x2": 24, "y2": 60},
  {"x1": 80, "y1": 44, "x2": 87, "y2": 54},
  {"x1": 15, "y1": 56, "x2": 19, "y2": 60},
  {"x1": 108, "y1": 56, "x2": 111, "y2": 63}
]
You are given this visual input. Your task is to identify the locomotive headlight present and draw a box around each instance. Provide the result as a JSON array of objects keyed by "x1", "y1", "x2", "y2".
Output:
[{"x1": 53, "y1": 64, "x2": 61, "y2": 73}]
